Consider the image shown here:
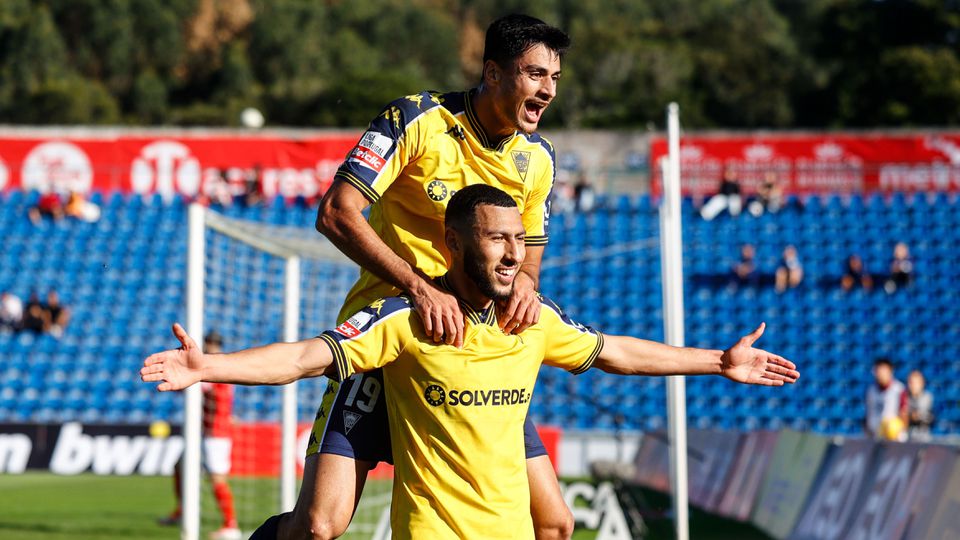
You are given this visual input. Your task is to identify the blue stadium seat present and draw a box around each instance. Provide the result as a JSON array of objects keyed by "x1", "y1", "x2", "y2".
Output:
[{"x1": 0, "y1": 187, "x2": 957, "y2": 435}]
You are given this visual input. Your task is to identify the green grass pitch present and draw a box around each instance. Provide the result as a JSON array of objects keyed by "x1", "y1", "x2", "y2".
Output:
[
  {"x1": 0, "y1": 473, "x2": 764, "y2": 539},
  {"x1": 0, "y1": 473, "x2": 600, "y2": 540}
]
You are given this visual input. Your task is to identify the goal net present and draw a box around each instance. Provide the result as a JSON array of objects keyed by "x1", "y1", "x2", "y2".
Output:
[{"x1": 183, "y1": 204, "x2": 392, "y2": 539}]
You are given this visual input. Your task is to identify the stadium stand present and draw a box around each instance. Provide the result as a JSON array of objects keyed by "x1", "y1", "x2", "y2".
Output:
[{"x1": 1, "y1": 190, "x2": 957, "y2": 436}]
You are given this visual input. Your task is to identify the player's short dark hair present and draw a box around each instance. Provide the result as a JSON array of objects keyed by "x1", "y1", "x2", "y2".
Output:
[
  {"x1": 874, "y1": 357, "x2": 893, "y2": 369},
  {"x1": 445, "y1": 185, "x2": 517, "y2": 232},
  {"x1": 483, "y1": 14, "x2": 570, "y2": 67},
  {"x1": 204, "y1": 330, "x2": 223, "y2": 346}
]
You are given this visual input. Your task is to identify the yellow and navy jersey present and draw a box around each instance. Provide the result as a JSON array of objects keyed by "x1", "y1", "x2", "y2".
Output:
[
  {"x1": 334, "y1": 89, "x2": 557, "y2": 319},
  {"x1": 318, "y1": 278, "x2": 602, "y2": 540}
]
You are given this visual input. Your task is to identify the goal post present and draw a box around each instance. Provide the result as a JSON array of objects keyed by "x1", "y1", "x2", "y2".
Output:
[{"x1": 182, "y1": 204, "x2": 381, "y2": 539}]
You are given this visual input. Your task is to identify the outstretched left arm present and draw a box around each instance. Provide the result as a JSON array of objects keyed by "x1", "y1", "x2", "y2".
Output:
[
  {"x1": 595, "y1": 323, "x2": 799, "y2": 386},
  {"x1": 140, "y1": 323, "x2": 336, "y2": 392}
]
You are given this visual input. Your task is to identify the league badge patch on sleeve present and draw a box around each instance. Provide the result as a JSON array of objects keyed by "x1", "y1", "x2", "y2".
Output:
[
  {"x1": 334, "y1": 311, "x2": 375, "y2": 338},
  {"x1": 348, "y1": 131, "x2": 393, "y2": 173}
]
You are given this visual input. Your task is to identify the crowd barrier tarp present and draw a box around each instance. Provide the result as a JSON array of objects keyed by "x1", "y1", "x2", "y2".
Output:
[
  {"x1": 848, "y1": 444, "x2": 957, "y2": 540},
  {"x1": 688, "y1": 429, "x2": 742, "y2": 513},
  {"x1": 649, "y1": 132, "x2": 960, "y2": 196},
  {"x1": 789, "y1": 438, "x2": 881, "y2": 540},
  {"x1": 912, "y1": 449, "x2": 960, "y2": 540},
  {"x1": 0, "y1": 134, "x2": 360, "y2": 198},
  {"x1": 716, "y1": 430, "x2": 780, "y2": 521},
  {"x1": 632, "y1": 430, "x2": 671, "y2": 492},
  {"x1": 686, "y1": 429, "x2": 716, "y2": 507},
  {"x1": 751, "y1": 430, "x2": 832, "y2": 539}
]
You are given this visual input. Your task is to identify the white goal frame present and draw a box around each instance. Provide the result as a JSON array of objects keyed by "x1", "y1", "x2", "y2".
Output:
[{"x1": 183, "y1": 204, "x2": 351, "y2": 540}]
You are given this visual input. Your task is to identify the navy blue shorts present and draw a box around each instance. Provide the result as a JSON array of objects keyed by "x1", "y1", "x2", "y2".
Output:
[{"x1": 317, "y1": 369, "x2": 547, "y2": 463}]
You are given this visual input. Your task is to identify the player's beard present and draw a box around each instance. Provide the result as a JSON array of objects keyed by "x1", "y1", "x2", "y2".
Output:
[{"x1": 464, "y1": 244, "x2": 514, "y2": 303}]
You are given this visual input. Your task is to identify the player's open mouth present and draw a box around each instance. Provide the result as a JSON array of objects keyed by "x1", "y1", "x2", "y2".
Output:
[
  {"x1": 495, "y1": 267, "x2": 516, "y2": 283},
  {"x1": 523, "y1": 101, "x2": 546, "y2": 123}
]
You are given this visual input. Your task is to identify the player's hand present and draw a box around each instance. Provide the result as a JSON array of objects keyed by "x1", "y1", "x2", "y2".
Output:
[
  {"x1": 497, "y1": 271, "x2": 541, "y2": 335},
  {"x1": 720, "y1": 323, "x2": 799, "y2": 386},
  {"x1": 410, "y1": 281, "x2": 465, "y2": 348},
  {"x1": 141, "y1": 323, "x2": 205, "y2": 391}
]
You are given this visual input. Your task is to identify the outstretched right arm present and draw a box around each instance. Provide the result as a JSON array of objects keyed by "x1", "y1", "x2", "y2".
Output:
[{"x1": 140, "y1": 323, "x2": 336, "y2": 391}]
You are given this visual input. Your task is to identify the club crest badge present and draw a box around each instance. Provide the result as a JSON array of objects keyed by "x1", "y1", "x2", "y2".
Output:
[{"x1": 511, "y1": 151, "x2": 531, "y2": 182}]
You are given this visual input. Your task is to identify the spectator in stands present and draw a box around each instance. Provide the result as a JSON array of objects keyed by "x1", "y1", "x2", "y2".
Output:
[
  {"x1": 574, "y1": 171, "x2": 597, "y2": 213},
  {"x1": 747, "y1": 172, "x2": 785, "y2": 217},
  {"x1": 732, "y1": 243, "x2": 759, "y2": 287},
  {"x1": 0, "y1": 291, "x2": 23, "y2": 332},
  {"x1": 841, "y1": 254, "x2": 873, "y2": 291},
  {"x1": 906, "y1": 369, "x2": 934, "y2": 442},
  {"x1": 28, "y1": 191, "x2": 65, "y2": 225},
  {"x1": 550, "y1": 177, "x2": 576, "y2": 215},
  {"x1": 21, "y1": 292, "x2": 46, "y2": 334},
  {"x1": 246, "y1": 164, "x2": 264, "y2": 205},
  {"x1": 242, "y1": 164, "x2": 264, "y2": 207},
  {"x1": 44, "y1": 290, "x2": 70, "y2": 338},
  {"x1": 160, "y1": 330, "x2": 239, "y2": 539},
  {"x1": 775, "y1": 245, "x2": 803, "y2": 292},
  {"x1": 884, "y1": 241, "x2": 914, "y2": 293},
  {"x1": 700, "y1": 168, "x2": 742, "y2": 220},
  {"x1": 865, "y1": 357, "x2": 908, "y2": 440},
  {"x1": 64, "y1": 191, "x2": 101, "y2": 223},
  {"x1": 198, "y1": 167, "x2": 235, "y2": 208}
]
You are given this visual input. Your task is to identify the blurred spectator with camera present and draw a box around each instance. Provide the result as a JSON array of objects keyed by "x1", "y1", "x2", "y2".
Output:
[
  {"x1": 732, "y1": 243, "x2": 759, "y2": 287},
  {"x1": 865, "y1": 357, "x2": 908, "y2": 440},
  {"x1": 21, "y1": 292, "x2": 47, "y2": 334},
  {"x1": 241, "y1": 164, "x2": 264, "y2": 207},
  {"x1": 775, "y1": 245, "x2": 803, "y2": 292},
  {"x1": 884, "y1": 241, "x2": 914, "y2": 293},
  {"x1": 906, "y1": 369, "x2": 934, "y2": 442},
  {"x1": 551, "y1": 178, "x2": 576, "y2": 215},
  {"x1": 0, "y1": 291, "x2": 23, "y2": 332},
  {"x1": 28, "y1": 191, "x2": 65, "y2": 225},
  {"x1": 748, "y1": 172, "x2": 785, "y2": 217},
  {"x1": 574, "y1": 171, "x2": 597, "y2": 213},
  {"x1": 44, "y1": 290, "x2": 70, "y2": 338},
  {"x1": 700, "y1": 168, "x2": 742, "y2": 220},
  {"x1": 64, "y1": 192, "x2": 102, "y2": 223},
  {"x1": 841, "y1": 254, "x2": 873, "y2": 291}
]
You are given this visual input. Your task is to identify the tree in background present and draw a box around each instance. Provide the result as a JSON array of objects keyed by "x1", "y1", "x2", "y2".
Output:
[{"x1": 0, "y1": 0, "x2": 958, "y2": 128}]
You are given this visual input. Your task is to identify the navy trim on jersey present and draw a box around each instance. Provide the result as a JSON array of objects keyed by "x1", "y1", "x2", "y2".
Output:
[
  {"x1": 334, "y1": 91, "x2": 443, "y2": 201},
  {"x1": 436, "y1": 274, "x2": 497, "y2": 326},
  {"x1": 462, "y1": 90, "x2": 491, "y2": 149},
  {"x1": 539, "y1": 294, "x2": 603, "y2": 375},
  {"x1": 320, "y1": 296, "x2": 415, "y2": 381},
  {"x1": 462, "y1": 89, "x2": 520, "y2": 152},
  {"x1": 335, "y1": 171, "x2": 381, "y2": 203},
  {"x1": 525, "y1": 235, "x2": 549, "y2": 246},
  {"x1": 571, "y1": 332, "x2": 603, "y2": 375},
  {"x1": 319, "y1": 333, "x2": 350, "y2": 382},
  {"x1": 523, "y1": 131, "x2": 557, "y2": 242}
]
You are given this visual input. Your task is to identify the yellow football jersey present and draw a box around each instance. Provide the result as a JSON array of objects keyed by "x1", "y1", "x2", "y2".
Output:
[
  {"x1": 334, "y1": 89, "x2": 557, "y2": 319},
  {"x1": 318, "y1": 277, "x2": 602, "y2": 539}
]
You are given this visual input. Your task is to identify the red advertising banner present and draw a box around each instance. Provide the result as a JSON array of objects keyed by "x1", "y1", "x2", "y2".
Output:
[
  {"x1": 650, "y1": 133, "x2": 960, "y2": 196},
  {"x1": 0, "y1": 132, "x2": 361, "y2": 199}
]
